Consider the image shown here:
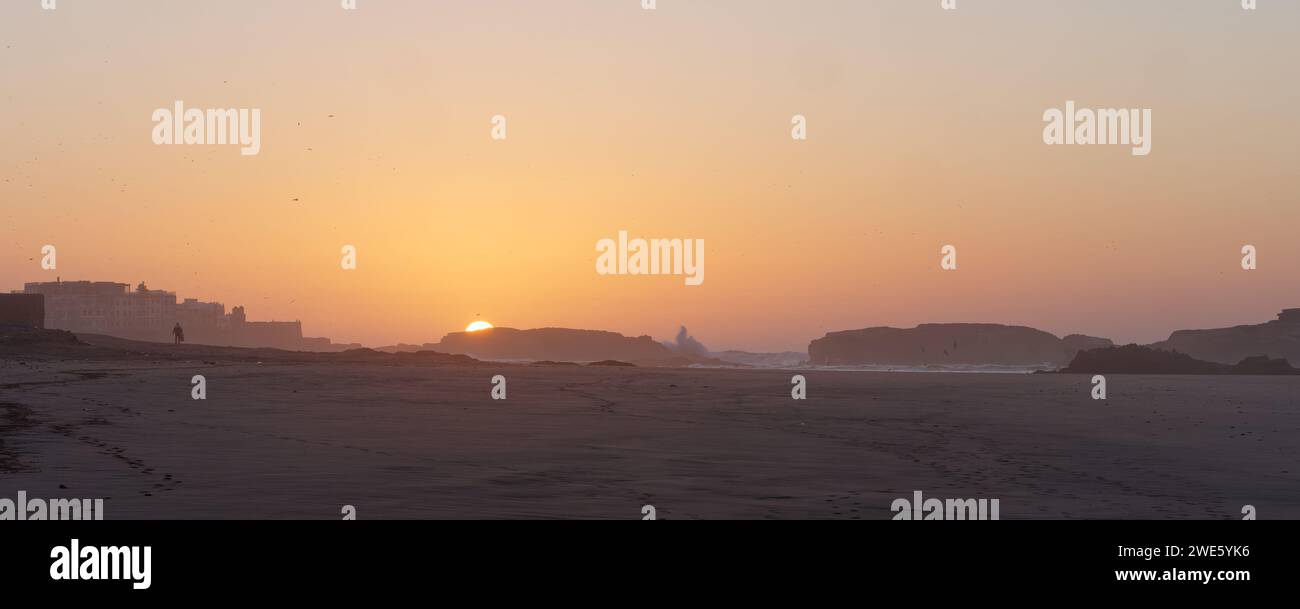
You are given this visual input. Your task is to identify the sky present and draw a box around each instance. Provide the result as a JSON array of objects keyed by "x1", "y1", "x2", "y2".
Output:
[{"x1": 2, "y1": 0, "x2": 1298, "y2": 352}]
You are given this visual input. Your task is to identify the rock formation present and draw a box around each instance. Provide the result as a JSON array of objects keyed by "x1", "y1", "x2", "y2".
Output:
[
  {"x1": 1061, "y1": 344, "x2": 1298, "y2": 375},
  {"x1": 808, "y1": 323, "x2": 1112, "y2": 366},
  {"x1": 1147, "y1": 309, "x2": 1300, "y2": 364},
  {"x1": 434, "y1": 327, "x2": 690, "y2": 366}
]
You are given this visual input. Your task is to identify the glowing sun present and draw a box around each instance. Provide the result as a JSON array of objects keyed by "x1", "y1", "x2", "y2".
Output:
[{"x1": 465, "y1": 321, "x2": 494, "y2": 332}]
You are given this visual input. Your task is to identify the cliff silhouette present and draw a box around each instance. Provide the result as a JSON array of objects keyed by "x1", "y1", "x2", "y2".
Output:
[
  {"x1": 1147, "y1": 309, "x2": 1300, "y2": 364},
  {"x1": 807, "y1": 323, "x2": 1111, "y2": 366}
]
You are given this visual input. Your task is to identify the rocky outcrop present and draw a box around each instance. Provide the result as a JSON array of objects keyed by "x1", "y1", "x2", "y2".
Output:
[
  {"x1": 1147, "y1": 310, "x2": 1300, "y2": 364},
  {"x1": 1061, "y1": 344, "x2": 1298, "y2": 375},
  {"x1": 1061, "y1": 334, "x2": 1113, "y2": 360},
  {"x1": 1061, "y1": 345, "x2": 1224, "y2": 374},
  {"x1": 0, "y1": 324, "x2": 83, "y2": 347},
  {"x1": 435, "y1": 327, "x2": 689, "y2": 366},
  {"x1": 808, "y1": 323, "x2": 1112, "y2": 366}
]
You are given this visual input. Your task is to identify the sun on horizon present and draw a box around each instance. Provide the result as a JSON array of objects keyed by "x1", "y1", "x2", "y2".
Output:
[{"x1": 465, "y1": 321, "x2": 494, "y2": 333}]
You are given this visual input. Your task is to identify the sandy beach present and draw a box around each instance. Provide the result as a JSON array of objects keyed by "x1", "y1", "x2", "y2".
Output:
[{"x1": 3, "y1": 345, "x2": 1297, "y2": 520}]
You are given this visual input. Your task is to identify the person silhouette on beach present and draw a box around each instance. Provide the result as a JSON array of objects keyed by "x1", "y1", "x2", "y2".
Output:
[{"x1": 173, "y1": 323, "x2": 185, "y2": 345}]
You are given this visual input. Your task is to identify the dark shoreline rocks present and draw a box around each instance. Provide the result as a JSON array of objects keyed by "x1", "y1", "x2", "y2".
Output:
[{"x1": 1059, "y1": 344, "x2": 1299, "y2": 375}]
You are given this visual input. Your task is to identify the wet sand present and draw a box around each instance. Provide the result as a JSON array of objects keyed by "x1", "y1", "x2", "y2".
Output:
[{"x1": 1, "y1": 356, "x2": 1298, "y2": 519}]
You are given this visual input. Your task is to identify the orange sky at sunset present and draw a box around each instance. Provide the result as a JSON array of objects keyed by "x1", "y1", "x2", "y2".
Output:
[{"x1": 3, "y1": 1, "x2": 1298, "y2": 351}]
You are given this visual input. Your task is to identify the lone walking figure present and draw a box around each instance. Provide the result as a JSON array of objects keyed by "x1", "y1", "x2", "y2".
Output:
[{"x1": 173, "y1": 322, "x2": 185, "y2": 345}]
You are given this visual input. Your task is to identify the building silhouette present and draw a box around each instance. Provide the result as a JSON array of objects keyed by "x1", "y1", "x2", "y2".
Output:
[
  {"x1": 0, "y1": 293, "x2": 45, "y2": 328},
  {"x1": 15, "y1": 279, "x2": 346, "y2": 351},
  {"x1": 22, "y1": 281, "x2": 154, "y2": 336}
]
